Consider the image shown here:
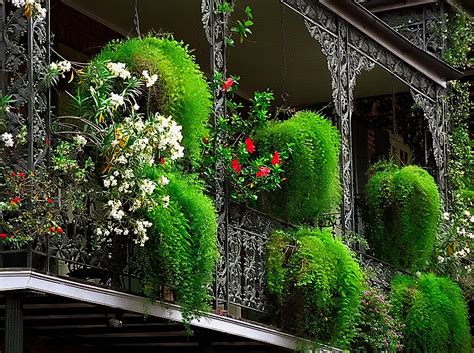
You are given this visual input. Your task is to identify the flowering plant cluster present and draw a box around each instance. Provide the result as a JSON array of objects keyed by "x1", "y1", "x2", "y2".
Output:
[
  {"x1": 202, "y1": 76, "x2": 290, "y2": 202},
  {"x1": 433, "y1": 207, "x2": 473, "y2": 285},
  {"x1": 11, "y1": 0, "x2": 46, "y2": 19},
  {"x1": 95, "y1": 112, "x2": 183, "y2": 247},
  {"x1": 0, "y1": 166, "x2": 63, "y2": 247},
  {"x1": 351, "y1": 287, "x2": 404, "y2": 352}
]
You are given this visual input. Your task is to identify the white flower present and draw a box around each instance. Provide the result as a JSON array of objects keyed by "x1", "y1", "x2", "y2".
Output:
[
  {"x1": 124, "y1": 169, "x2": 134, "y2": 179},
  {"x1": 470, "y1": 216, "x2": 474, "y2": 223},
  {"x1": 133, "y1": 104, "x2": 140, "y2": 111},
  {"x1": 437, "y1": 255, "x2": 445, "y2": 264},
  {"x1": 162, "y1": 195, "x2": 170, "y2": 208},
  {"x1": 442, "y1": 212, "x2": 450, "y2": 221},
  {"x1": 73, "y1": 135, "x2": 87, "y2": 147},
  {"x1": 116, "y1": 155, "x2": 128, "y2": 164},
  {"x1": 142, "y1": 70, "x2": 158, "y2": 87},
  {"x1": 158, "y1": 175, "x2": 170, "y2": 186},
  {"x1": 57, "y1": 60, "x2": 71, "y2": 72},
  {"x1": 36, "y1": 4, "x2": 47, "y2": 19},
  {"x1": 110, "y1": 93, "x2": 125, "y2": 109},
  {"x1": 1, "y1": 132, "x2": 14, "y2": 147},
  {"x1": 134, "y1": 219, "x2": 152, "y2": 246},
  {"x1": 464, "y1": 210, "x2": 471, "y2": 217},
  {"x1": 106, "y1": 62, "x2": 131, "y2": 80},
  {"x1": 140, "y1": 179, "x2": 156, "y2": 195},
  {"x1": 12, "y1": 0, "x2": 26, "y2": 7},
  {"x1": 96, "y1": 228, "x2": 103, "y2": 236}
]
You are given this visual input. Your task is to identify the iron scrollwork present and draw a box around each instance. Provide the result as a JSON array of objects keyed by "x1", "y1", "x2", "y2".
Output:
[
  {"x1": 201, "y1": 0, "x2": 229, "y2": 308},
  {"x1": 378, "y1": 3, "x2": 445, "y2": 60},
  {"x1": 1, "y1": 1, "x2": 49, "y2": 171}
]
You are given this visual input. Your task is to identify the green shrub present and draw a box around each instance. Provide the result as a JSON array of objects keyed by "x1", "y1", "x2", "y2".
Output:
[
  {"x1": 390, "y1": 273, "x2": 471, "y2": 353},
  {"x1": 267, "y1": 228, "x2": 364, "y2": 348},
  {"x1": 255, "y1": 111, "x2": 340, "y2": 224},
  {"x1": 364, "y1": 162, "x2": 441, "y2": 271},
  {"x1": 142, "y1": 168, "x2": 218, "y2": 324},
  {"x1": 96, "y1": 36, "x2": 212, "y2": 164}
]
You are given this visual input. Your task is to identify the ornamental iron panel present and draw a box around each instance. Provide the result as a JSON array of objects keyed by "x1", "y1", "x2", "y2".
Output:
[{"x1": 378, "y1": 3, "x2": 446, "y2": 60}]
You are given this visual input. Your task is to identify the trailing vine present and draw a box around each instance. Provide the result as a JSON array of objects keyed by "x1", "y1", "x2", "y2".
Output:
[{"x1": 434, "y1": 7, "x2": 474, "y2": 288}]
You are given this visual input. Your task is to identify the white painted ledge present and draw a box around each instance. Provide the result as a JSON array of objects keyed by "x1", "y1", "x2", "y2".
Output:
[{"x1": 0, "y1": 270, "x2": 306, "y2": 350}]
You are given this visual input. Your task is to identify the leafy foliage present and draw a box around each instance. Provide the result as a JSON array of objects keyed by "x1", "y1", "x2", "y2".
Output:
[
  {"x1": 351, "y1": 287, "x2": 404, "y2": 353},
  {"x1": 96, "y1": 36, "x2": 212, "y2": 165},
  {"x1": 267, "y1": 228, "x2": 364, "y2": 349},
  {"x1": 255, "y1": 111, "x2": 341, "y2": 224},
  {"x1": 390, "y1": 273, "x2": 471, "y2": 353},
  {"x1": 364, "y1": 162, "x2": 441, "y2": 271},
  {"x1": 141, "y1": 168, "x2": 218, "y2": 324},
  {"x1": 201, "y1": 88, "x2": 290, "y2": 202},
  {"x1": 445, "y1": 9, "x2": 474, "y2": 68}
]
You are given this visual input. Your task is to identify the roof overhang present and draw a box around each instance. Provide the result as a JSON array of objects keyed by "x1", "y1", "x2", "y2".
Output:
[{"x1": 318, "y1": 0, "x2": 463, "y2": 87}]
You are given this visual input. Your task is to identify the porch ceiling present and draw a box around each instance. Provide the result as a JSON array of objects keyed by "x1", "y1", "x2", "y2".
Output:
[{"x1": 61, "y1": 0, "x2": 409, "y2": 108}]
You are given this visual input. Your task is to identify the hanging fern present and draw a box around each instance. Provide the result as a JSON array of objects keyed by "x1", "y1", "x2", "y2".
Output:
[
  {"x1": 267, "y1": 228, "x2": 364, "y2": 349},
  {"x1": 390, "y1": 273, "x2": 471, "y2": 353},
  {"x1": 363, "y1": 162, "x2": 441, "y2": 271},
  {"x1": 255, "y1": 111, "x2": 341, "y2": 224},
  {"x1": 141, "y1": 168, "x2": 218, "y2": 325}
]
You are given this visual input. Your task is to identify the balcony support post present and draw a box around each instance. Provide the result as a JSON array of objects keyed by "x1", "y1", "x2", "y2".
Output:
[
  {"x1": 5, "y1": 296, "x2": 23, "y2": 353},
  {"x1": 201, "y1": 0, "x2": 230, "y2": 309}
]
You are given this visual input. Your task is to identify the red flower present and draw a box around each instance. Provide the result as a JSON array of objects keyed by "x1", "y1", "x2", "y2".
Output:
[
  {"x1": 10, "y1": 172, "x2": 17, "y2": 177},
  {"x1": 47, "y1": 198, "x2": 53, "y2": 204},
  {"x1": 271, "y1": 151, "x2": 280, "y2": 166},
  {"x1": 49, "y1": 227, "x2": 56, "y2": 233},
  {"x1": 231, "y1": 159, "x2": 242, "y2": 174},
  {"x1": 57, "y1": 227, "x2": 64, "y2": 234},
  {"x1": 256, "y1": 166, "x2": 271, "y2": 178},
  {"x1": 245, "y1": 138, "x2": 255, "y2": 154},
  {"x1": 0, "y1": 234, "x2": 7, "y2": 239},
  {"x1": 11, "y1": 196, "x2": 20, "y2": 205},
  {"x1": 222, "y1": 77, "x2": 234, "y2": 92},
  {"x1": 160, "y1": 157, "x2": 166, "y2": 165},
  {"x1": 19, "y1": 172, "x2": 26, "y2": 178}
]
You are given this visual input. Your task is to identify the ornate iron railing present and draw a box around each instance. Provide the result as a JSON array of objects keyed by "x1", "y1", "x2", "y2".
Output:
[{"x1": 0, "y1": 1, "x2": 435, "y2": 348}]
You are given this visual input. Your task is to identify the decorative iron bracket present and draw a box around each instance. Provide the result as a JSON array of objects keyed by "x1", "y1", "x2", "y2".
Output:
[{"x1": 282, "y1": 0, "x2": 448, "y2": 228}]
